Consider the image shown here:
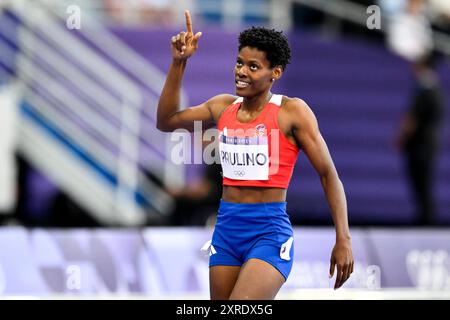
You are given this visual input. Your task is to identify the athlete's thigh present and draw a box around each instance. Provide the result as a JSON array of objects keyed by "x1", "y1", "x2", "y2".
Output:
[
  {"x1": 229, "y1": 258, "x2": 285, "y2": 300},
  {"x1": 210, "y1": 265, "x2": 241, "y2": 300}
]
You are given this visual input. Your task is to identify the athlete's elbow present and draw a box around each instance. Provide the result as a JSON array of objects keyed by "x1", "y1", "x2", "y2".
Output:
[
  {"x1": 156, "y1": 121, "x2": 172, "y2": 132},
  {"x1": 319, "y1": 166, "x2": 338, "y2": 184},
  {"x1": 156, "y1": 115, "x2": 170, "y2": 131}
]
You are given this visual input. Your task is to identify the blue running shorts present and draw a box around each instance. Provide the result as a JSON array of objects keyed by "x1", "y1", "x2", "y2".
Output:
[{"x1": 208, "y1": 199, "x2": 294, "y2": 281}]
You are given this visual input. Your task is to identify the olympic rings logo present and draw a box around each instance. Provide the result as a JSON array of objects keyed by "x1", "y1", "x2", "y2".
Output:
[{"x1": 234, "y1": 171, "x2": 245, "y2": 177}]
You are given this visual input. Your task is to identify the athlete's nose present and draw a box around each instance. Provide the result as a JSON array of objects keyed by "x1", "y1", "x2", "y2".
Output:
[{"x1": 237, "y1": 67, "x2": 247, "y2": 78}]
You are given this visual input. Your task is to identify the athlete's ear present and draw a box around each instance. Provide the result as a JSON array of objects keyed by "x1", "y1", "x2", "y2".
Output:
[{"x1": 272, "y1": 66, "x2": 283, "y2": 81}]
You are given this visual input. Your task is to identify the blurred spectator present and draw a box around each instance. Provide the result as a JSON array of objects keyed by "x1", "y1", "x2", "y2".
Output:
[
  {"x1": 389, "y1": 0, "x2": 445, "y2": 226},
  {"x1": 386, "y1": 0, "x2": 434, "y2": 62},
  {"x1": 429, "y1": 0, "x2": 450, "y2": 33},
  {"x1": 168, "y1": 162, "x2": 222, "y2": 226},
  {"x1": 378, "y1": 0, "x2": 407, "y2": 17},
  {"x1": 395, "y1": 53, "x2": 444, "y2": 226},
  {"x1": 380, "y1": 0, "x2": 450, "y2": 32},
  {"x1": 104, "y1": 0, "x2": 175, "y2": 26},
  {"x1": 167, "y1": 139, "x2": 222, "y2": 226}
]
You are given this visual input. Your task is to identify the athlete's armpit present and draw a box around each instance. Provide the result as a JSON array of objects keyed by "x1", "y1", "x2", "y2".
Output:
[{"x1": 157, "y1": 94, "x2": 235, "y2": 132}]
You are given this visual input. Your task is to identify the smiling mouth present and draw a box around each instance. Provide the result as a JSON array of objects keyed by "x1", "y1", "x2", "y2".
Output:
[{"x1": 236, "y1": 80, "x2": 250, "y2": 88}]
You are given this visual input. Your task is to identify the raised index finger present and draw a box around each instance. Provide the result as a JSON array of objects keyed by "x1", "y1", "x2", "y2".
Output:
[{"x1": 185, "y1": 10, "x2": 193, "y2": 34}]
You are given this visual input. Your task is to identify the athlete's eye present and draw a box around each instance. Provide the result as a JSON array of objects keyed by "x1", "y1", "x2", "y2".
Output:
[
  {"x1": 236, "y1": 61, "x2": 243, "y2": 67},
  {"x1": 250, "y1": 65, "x2": 258, "y2": 71}
]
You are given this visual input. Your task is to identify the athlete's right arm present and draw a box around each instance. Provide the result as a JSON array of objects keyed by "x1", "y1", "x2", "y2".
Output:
[
  {"x1": 156, "y1": 10, "x2": 231, "y2": 132},
  {"x1": 157, "y1": 87, "x2": 233, "y2": 132}
]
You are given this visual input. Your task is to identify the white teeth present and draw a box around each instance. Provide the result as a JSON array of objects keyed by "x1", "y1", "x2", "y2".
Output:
[{"x1": 236, "y1": 81, "x2": 250, "y2": 88}]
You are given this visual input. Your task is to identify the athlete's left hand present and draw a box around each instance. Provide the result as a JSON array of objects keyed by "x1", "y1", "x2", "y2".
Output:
[{"x1": 329, "y1": 239, "x2": 354, "y2": 290}]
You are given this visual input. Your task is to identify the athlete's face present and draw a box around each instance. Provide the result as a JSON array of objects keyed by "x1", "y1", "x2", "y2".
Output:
[{"x1": 234, "y1": 46, "x2": 280, "y2": 97}]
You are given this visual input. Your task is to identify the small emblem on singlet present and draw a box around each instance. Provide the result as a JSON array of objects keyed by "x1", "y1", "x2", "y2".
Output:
[{"x1": 255, "y1": 124, "x2": 266, "y2": 137}]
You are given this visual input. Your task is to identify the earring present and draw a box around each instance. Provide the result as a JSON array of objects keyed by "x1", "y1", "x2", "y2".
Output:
[{"x1": 271, "y1": 78, "x2": 275, "y2": 82}]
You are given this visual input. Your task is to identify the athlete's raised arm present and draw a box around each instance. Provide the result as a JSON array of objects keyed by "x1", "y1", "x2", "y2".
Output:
[
  {"x1": 157, "y1": 10, "x2": 233, "y2": 132},
  {"x1": 285, "y1": 98, "x2": 354, "y2": 290}
]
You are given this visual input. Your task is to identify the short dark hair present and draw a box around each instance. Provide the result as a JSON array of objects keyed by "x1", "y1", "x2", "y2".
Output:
[{"x1": 238, "y1": 27, "x2": 291, "y2": 70}]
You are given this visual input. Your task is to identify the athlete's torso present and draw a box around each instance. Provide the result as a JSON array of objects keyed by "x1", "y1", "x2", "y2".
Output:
[
  {"x1": 216, "y1": 94, "x2": 299, "y2": 202},
  {"x1": 222, "y1": 185, "x2": 287, "y2": 203}
]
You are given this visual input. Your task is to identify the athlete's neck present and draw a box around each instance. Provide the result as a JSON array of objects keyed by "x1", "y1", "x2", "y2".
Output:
[{"x1": 241, "y1": 91, "x2": 273, "y2": 112}]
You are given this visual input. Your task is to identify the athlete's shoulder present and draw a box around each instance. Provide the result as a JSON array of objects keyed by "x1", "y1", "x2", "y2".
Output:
[
  {"x1": 279, "y1": 96, "x2": 317, "y2": 128},
  {"x1": 280, "y1": 96, "x2": 313, "y2": 115},
  {"x1": 207, "y1": 94, "x2": 239, "y2": 107},
  {"x1": 207, "y1": 94, "x2": 238, "y2": 123}
]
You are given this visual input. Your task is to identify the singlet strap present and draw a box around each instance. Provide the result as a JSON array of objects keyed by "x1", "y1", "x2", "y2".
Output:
[
  {"x1": 232, "y1": 97, "x2": 244, "y2": 104},
  {"x1": 233, "y1": 95, "x2": 282, "y2": 106},
  {"x1": 269, "y1": 94, "x2": 283, "y2": 106}
]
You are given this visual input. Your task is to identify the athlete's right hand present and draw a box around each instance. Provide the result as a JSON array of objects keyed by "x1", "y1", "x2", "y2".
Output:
[{"x1": 171, "y1": 10, "x2": 202, "y2": 61}]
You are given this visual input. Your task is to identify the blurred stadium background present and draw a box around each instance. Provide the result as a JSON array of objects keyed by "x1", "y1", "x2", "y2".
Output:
[{"x1": 0, "y1": 0, "x2": 449, "y2": 299}]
